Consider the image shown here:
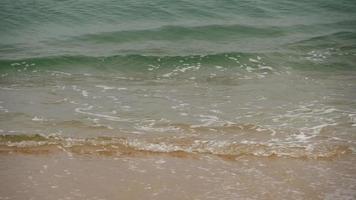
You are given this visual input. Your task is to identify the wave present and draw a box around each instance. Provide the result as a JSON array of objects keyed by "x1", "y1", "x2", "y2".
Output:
[
  {"x1": 64, "y1": 24, "x2": 285, "y2": 44},
  {"x1": 0, "y1": 134, "x2": 352, "y2": 160},
  {"x1": 1, "y1": 49, "x2": 355, "y2": 74},
  {"x1": 66, "y1": 20, "x2": 356, "y2": 44},
  {"x1": 0, "y1": 52, "x2": 269, "y2": 69},
  {"x1": 288, "y1": 31, "x2": 356, "y2": 48}
]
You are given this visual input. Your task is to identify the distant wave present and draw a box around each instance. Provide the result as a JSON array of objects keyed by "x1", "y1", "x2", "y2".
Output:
[
  {"x1": 65, "y1": 24, "x2": 286, "y2": 44},
  {"x1": 65, "y1": 20, "x2": 356, "y2": 44},
  {"x1": 287, "y1": 31, "x2": 356, "y2": 47}
]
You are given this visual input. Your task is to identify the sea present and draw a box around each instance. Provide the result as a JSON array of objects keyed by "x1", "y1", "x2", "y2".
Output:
[{"x1": 0, "y1": 0, "x2": 356, "y2": 199}]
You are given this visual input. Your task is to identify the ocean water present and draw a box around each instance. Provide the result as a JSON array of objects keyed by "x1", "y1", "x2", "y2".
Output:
[{"x1": 1, "y1": 0, "x2": 356, "y2": 199}]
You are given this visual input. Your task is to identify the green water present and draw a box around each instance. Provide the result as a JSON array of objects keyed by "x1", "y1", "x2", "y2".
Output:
[
  {"x1": 1, "y1": 1, "x2": 356, "y2": 199},
  {"x1": 1, "y1": 0, "x2": 356, "y2": 58}
]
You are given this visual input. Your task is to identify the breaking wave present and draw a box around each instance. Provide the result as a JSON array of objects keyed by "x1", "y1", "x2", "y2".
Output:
[{"x1": 0, "y1": 134, "x2": 352, "y2": 160}]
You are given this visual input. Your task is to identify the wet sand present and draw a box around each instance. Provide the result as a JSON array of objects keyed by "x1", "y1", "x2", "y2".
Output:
[{"x1": 1, "y1": 152, "x2": 355, "y2": 200}]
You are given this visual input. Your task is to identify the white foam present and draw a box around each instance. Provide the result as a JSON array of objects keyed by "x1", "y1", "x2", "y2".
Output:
[
  {"x1": 95, "y1": 85, "x2": 115, "y2": 90},
  {"x1": 209, "y1": 109, "x2": 222, "y2": 114},
  {"x1": 322, "y1": 108, "x2": 337, "y2": 114},
  {"x1": 11, "y1": 63, "x2": 21, "y2": 66},
  {"x1": 81, "y1": 90, "x2": 88, "y2": 97},
  {"x1": 162, "y1": 72, "x2": 174, "y2": 78},
  {"x1": 227, "y1": 57, "x2": 238, "y2": 61},
  {"x1": 258, "y1": 65, "x2": 273, "y2": 71},
  {"x1": 32, "y1": 116, "x2": 47, "y2": 122},
  {"x1": 75, "y1": 106, "x2": 129, "y2": 122},
  {"x1": 191, "y1": 115, "x2": 220, "y2": 127},
  {"x1": 128, "y1": 139, "x2": 183, "y2": 153},
  {"x1": 294, "y1": 133, "x2": 312, "y2": 142},
  {"x1": 309, "y1": 123, "x2": 337, "y2": 135},
  {"x1": 305, "y1": 49, "x2": 331, "y2": 62},
  {"x1": 47, "y1": 70, "x2": 72, "y2": 76},
  {"x1": 177, "y1": 66, "x2": 198, "y2": 73},
  {"x1": 245, "y1": 66, "x2": 255, "y2": 72},
  {"x1": 249, "y1": 58, "x2": 259, "y2": 63},
  {"x1": 147, "y1": 64, "x2": 159, "y2": 71},
  {"x1": 135, "y1": 124, "x2": 179, "y2": 132}
]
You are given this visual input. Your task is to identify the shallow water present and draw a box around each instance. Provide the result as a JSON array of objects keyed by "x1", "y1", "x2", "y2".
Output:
[
  {"x1": 0, "y1": 153, "x2": 355, "y2": 200},
  {"x1": 1, "y1": 0, "x2": 356, "y2": 199}
]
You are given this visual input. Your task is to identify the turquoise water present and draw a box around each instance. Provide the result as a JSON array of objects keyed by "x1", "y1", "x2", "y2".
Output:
[
  {"x1": 1, "y1": 0, "x2": 356, "y2": 58},
  {"x1": 0, "y1": 1, "x2": 356, "y2": 199}
]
